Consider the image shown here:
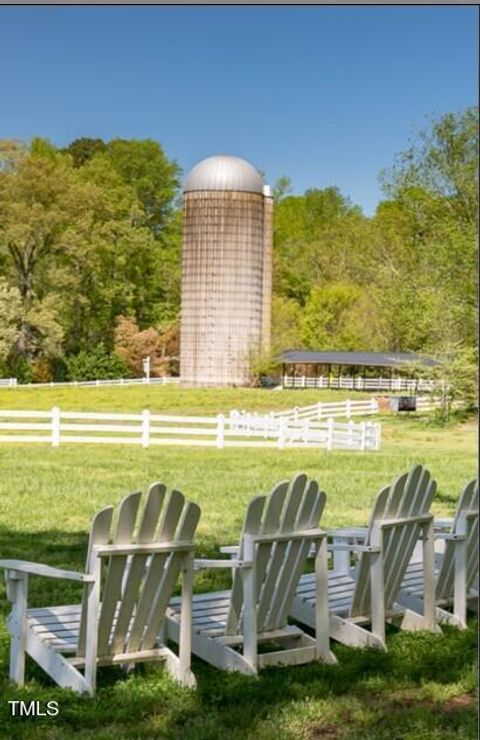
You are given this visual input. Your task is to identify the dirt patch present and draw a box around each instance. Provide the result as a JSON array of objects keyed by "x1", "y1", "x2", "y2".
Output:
[
  {"x1": 308, "y1": 725, "x2": 343, "y2": 739},
  {"x1": 388, "y1": 692, "x2": 475, "y2": 714},
  {"x1": 442, "y1": 694, "x2": 475, "y2": 712}
]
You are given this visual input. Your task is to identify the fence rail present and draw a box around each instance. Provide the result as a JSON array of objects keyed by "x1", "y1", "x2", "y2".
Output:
[
  {"x1": 1, "y1": 377, "x2": 180, "y2": 389},
  {"x1": 283, "y1": 375, "x2": 435, "y2": 392},
  {"x1": 2, "y1": 374, "x2": 438, "y2": 394},
  {"x1": 0, "y1": 406, "x2": 381, "y2": 451}
]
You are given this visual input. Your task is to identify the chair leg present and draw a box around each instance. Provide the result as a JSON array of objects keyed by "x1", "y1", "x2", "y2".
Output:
[
  {"x1": 453, "y1": 537, "x2": 468, "y2": 627},
  {"x1": 6, "y1": 571, "x2": 28, "y2": 686},
  {"x1": 178, "y1": 553, "x2": 195, "y2": 686},
  {"x1": 369, "y1": 542, "x2": 386, "y2": 645},
  {"x1": 242, "y1": 536, "x2": 258, "y2": 672},
  {"x1": 315, "y1": 538, "x2": 337, "y2": 663},
  {"x1": 421, "y1": 520, "x2": 437, "y2": 631}
]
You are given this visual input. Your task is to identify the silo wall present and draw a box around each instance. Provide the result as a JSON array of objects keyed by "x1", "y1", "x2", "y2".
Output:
[
  {"x1": 180, "y1": 189, "x2": 267, "y2": 386},
  {"x1": 261, "y1": 189, "x2": 274, "y2": 352}
]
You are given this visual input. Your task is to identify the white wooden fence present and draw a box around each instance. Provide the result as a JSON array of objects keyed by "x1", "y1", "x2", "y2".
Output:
[
  {"x1": 283, "y1": 375, "x2": 435, "y2": 392},
  {"x1": 2, "y1": 375, "x2": 437, "y2": 393},
  {"x1": 0, "y1": 406, "x2": 381, "y2": 451},
  {"x1": 1, "y1": 377, "x2": 180, "y2": 389},
  {"x1": 272, "y1": 398, "x2": 378, "y2": 421}
]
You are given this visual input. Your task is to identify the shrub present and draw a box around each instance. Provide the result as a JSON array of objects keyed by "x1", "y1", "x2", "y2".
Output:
[
  {"x1": 6, "y1": 355, "x2": 34, "y2": 384},
  {"x1": 67, "y1": 344, "x2": 130, "y2": 381}
]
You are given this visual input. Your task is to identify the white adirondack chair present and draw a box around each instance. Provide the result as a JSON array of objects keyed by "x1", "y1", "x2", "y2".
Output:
[
  {"x1": 290, "y1": 465, "x2": 441, "y2": 650},
  {"x1": 399, "y1": 479, "x2": 478, "y2": 628},
  {"x1": 166, "y1": 473, "x2": 337, "y2": 674},
  {"x1": 0, "y1": 484, "x2": 200, "y2": 695}
]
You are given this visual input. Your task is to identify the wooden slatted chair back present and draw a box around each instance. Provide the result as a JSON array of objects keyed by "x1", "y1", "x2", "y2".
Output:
[
  {"x1": 77, "y1": 484, "x2": 200, "y2": 659},
  {"x1": 350, "y1": 465, "x2": 436, "y2": 618},
  {"x1": 225, "y1": 473, "x2": 326, "y2": 635},
  {"x1": 436, "y1": 479, "x2": 478, "y2": 601}
]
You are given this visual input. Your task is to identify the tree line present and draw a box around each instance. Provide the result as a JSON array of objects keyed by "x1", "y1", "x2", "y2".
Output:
[{"x1": 0, "y1": 108, "x2": 477, "y2": 383}]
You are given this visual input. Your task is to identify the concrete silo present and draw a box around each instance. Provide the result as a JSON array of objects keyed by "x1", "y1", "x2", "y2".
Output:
[{"x1": 180, "y1": 155, "x2": 273, "y2": 386}]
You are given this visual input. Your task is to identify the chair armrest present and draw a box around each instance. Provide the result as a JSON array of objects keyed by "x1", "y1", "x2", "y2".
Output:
[
  {"x1": 327, "y1": 544, "x2": 380, "y2": 554},
  {"x1": 193, "y1": 558, "x2": 252, "y2": 571},
  {"x1": 327, "y1": 527, "x2": 368, "y2": 540},
  {"x1": 0, "y1": 559, "x2": 94, "y2": 582},
  {"x1": 434, "y1": 533, "x2": 466, "y2": 541},
  {"x1": 434, "y1": 518, "x2": 453, "y2": 531},
  {"x1": 219, "y1": 546, "x2": 239, "y2": 555}
]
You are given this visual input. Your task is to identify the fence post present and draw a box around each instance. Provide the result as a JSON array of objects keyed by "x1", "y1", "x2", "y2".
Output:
[
  {"x1": 326, "y1": 417, "x2": 334, "y2": 451},
  {"x1": 345, "y1": 399, "x2": 351, "y2": 419},
  {"x1": 277, "y1": 417, "x2": 286, "y2": 449},
  {"x1": 317, "y1": 402, "x2": 322, "y2": 421},
  {"x1": 360, "y1": 422, "x2": 367, "y2": 451},
  {"x1": 140, "y1": 409, "x2": 150, "y2": 448},
  {"x1": 294, "y1": 407, "x2": 299, "y2": 422},
  {"x1": 51, "y1": 406, "x2": 60, "y2": 447},
  {"x1": 348, "y1": 419, "x2": 354, "y2": 447},
  {"x1": 301, "y1": 420, "x2": 310, "y2": 444},
  {"x1": 375, "y1": 423, "x2": 382, "y2": 450},
  {"x1": 216, "y1": 414, "x2": 225, "y2": 449}
]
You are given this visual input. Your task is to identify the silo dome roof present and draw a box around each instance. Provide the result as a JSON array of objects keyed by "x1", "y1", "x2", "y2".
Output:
[{"x1": 184, "y1": 155, "x2": 264, "y2": 194}]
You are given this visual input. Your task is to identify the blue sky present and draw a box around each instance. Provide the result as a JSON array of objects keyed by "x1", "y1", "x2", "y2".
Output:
[{"x1": 0, "y1": 6, "x2": 477, "y2": 214}]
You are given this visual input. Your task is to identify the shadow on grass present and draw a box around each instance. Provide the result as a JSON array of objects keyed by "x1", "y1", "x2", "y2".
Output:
[{"x1": 0, "y1": 527, "x2": 477, "y2": 739}]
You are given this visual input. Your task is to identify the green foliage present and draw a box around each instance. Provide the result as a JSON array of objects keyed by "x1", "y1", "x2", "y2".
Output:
[
  {"x1": 272, "y1": 175, "x2": 293, "y2": 202},
  {"x1": 428, "y1": 346, "x2": 478, "y2": 423},
  {"x1": 0, "y1": 136, "x2": 182, "y2": 364},
  {"x1": 0, "y1": 277, "x2": 21, "y2": 360},
  {"x1": 0, "y1": 107, "x2": 477, "y2": 391},
  {"x1": 103, "y1": 138, "x2": 181, "y2": 234},
  {"x1": 66, "y1": 344, "x2": 130, "y2": 381},
  {"x1": 271, "y1": 295, "x2": 303, "y2": 351},
  {"x1": 5, "y1": 354, "x2": 33, "y2": 384},
  {"x1": 382, "y1": 107, "x2": 478, "y2": 227},
  {"x1": 248, "y1": 349, "x2": 282, "y2": 386},
  {"x1": 63, "y1": 137, "x2": 107, "y2": 166},
  {"x1": 301, "y1": 282, "x2": 383, "y2": 351}
]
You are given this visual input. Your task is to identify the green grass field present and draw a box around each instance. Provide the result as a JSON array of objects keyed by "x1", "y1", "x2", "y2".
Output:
[{"x1": 0, "y1": 387, "x2": 477, "y2": 738}]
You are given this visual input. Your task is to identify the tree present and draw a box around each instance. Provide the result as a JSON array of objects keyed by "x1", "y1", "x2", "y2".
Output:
[
  {"x1": 425, "y1": 345, "x2": 478, "y2": 422},
  {"x1": 114, "y1": 316, "x2": 179, "y2": 377},
  {"x1": 375, "y1": 109, "x2": 478, "y2": 353},
  {"x1": 63, "y1": 137, "x2": 107, "y2": 167},
  {"x1": 67, "y1": 344, "x2": 129, "y2": 381},
  {"x1": 0, "y1": 278, "x2": 21, "y2": 363},
  {"x1": 382, "y1": 108, "x2": 478, "y2": 227},
  {"x1": 0, "y1": 138, "x2": 182, "y2": 365},
  {"x1": 270, "y1": 295, "x2": 303, "y2": 351},
  {"x1": 272, "y1": 176, "x2": 293, "y2": 203},
  {"x1": 103, "y1": 139, "x2": 181, "y2": 235},
  {"x1": 273, "y1": 187, "x2": 367, "y2": 304},
  {"x1": 0, "y1": 141, "x2": 95, "y2": 359},
  {"x1": 301, "y1": 282, "x2": 383, "y2": 351}
]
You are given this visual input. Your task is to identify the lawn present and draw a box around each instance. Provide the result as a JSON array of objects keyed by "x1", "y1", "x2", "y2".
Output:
[
  {"x1": 0, "y1": 388, "x2": 477, "y2": 739},
  {"x1": 0, "y1": 384, "x2": 373, "y2": 414}
]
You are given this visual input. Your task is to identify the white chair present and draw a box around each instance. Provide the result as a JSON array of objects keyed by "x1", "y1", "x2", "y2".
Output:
[
  {"x1": 399, "y1": 479, "x2": 478, "y2": 628},
  {"x1": 166, "y1": 473, "x2": 337, "y2": 674},
  {"x1": 290, "y1": 465, "x2": 441, "y2": 650},
  {"x1": 0, "y1": 484, "x2": 200, "y2": 694}
]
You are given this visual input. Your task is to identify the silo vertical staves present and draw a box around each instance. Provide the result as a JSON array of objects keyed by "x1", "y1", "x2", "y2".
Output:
[{"x1": 180, "y1": 154, "x2": 273, "y2": 386}]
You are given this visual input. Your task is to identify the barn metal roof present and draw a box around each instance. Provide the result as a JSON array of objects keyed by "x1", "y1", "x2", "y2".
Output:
[
  {"x1": 184, "y1": 155, "x2": 264, "y2": 194},
  {"x1": 280, "y1": 350, "x2": 440, "y2": 368}
]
